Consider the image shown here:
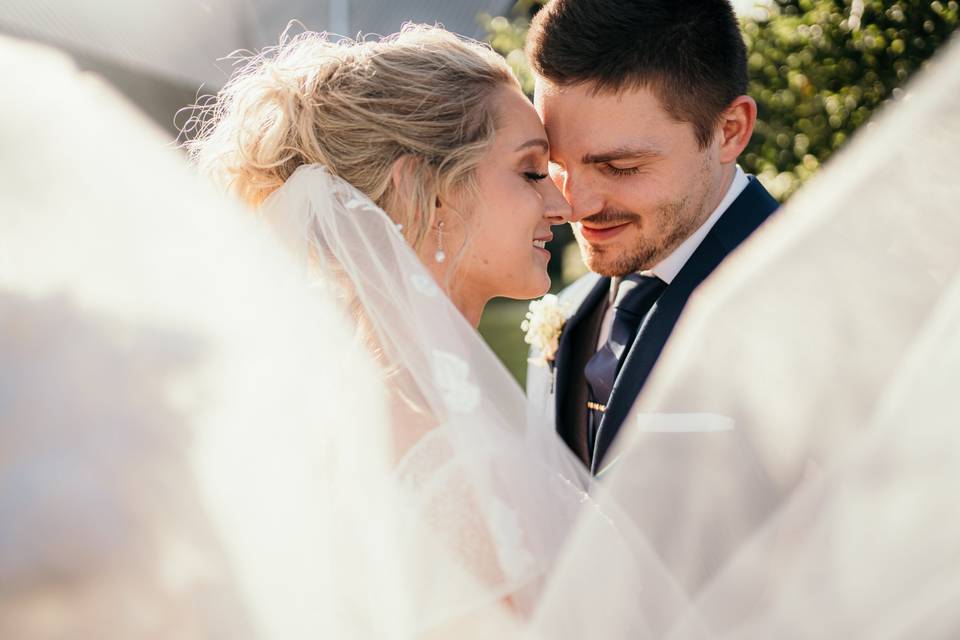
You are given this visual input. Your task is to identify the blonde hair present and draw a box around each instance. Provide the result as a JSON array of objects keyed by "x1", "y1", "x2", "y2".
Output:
[{"x1": 185, "y1": 24, "x2": 518, "y2": 251}]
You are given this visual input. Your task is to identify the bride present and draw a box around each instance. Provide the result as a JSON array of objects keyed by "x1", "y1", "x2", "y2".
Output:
[{"x1": 184, "y1": 24, "x2": 601, "y2": 635}]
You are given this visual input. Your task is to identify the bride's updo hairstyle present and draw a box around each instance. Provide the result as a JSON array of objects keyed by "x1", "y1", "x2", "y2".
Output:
[{"x1": 187, "y1": 24, "x2": 517, "y2": 251}]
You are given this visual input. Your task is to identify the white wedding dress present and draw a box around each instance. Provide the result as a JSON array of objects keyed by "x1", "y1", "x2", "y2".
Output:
[{"x1": 3, "y1": 30, "x2": 960, "y2": 639}]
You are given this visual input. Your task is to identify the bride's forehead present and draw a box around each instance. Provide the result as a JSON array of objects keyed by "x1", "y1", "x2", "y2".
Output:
[{"x1": 491, "y1": 91, "x2": 548, "y2": 141}]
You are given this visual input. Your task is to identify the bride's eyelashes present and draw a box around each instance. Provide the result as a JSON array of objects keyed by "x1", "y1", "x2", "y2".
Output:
[{"x1": 524, "y1": 171, "x2": 550, "y2": 182}]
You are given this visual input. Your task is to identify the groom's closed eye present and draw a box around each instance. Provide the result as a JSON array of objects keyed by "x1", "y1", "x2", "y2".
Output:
[
  {"x1": 603, "y1": 164, "x2": 644, "y2": 177},
  {"x1": 581, "y1": 146, "x2": 663, "y2": 172}
]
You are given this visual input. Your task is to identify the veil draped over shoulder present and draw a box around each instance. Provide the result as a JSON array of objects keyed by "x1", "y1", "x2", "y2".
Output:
[
  {"x1": 0, "y1": 33, "x2": 595, "y2": 639},
  {"x1": 255, "y1": 162, "x2": 599, "y2": 632},
  {"x1": 3, "y1": 26, "x2": 960, "y2": 639}
]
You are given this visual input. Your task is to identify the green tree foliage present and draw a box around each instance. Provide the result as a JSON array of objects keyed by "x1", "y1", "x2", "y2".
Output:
[
  {"x1": 479, "y1": 0, "x2": 546, "y2": 94},
  {"x1": 743, "y1": 0, "x2": 959, "y2": 198},
  {"x1": 482, "y1": 0, "x2": 960, "y2": 200}
]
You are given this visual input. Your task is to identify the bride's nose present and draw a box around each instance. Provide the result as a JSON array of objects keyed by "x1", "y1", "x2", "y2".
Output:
[{"x1": 542, "y1": 178, "x2": 572, "y2": 224}]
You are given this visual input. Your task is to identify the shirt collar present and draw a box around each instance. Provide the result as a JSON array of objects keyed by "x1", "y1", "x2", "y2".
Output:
[{"x1": 642, "y1": 165, "x2": 749, "y2": 285}]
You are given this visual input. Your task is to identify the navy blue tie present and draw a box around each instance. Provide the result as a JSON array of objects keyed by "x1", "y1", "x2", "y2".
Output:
[{"x1": 583, "y1": 274, "x2": 666, "y2": 452}]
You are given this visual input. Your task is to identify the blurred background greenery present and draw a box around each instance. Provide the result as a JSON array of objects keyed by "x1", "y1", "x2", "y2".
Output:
[{"x1": 477, "y1": 0, "x2": 959, "y2": 386}]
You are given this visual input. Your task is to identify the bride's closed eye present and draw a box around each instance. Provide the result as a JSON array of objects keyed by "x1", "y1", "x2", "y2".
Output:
[{"x1": 524, "y1": 171, "x2": 550, "y2": 182}]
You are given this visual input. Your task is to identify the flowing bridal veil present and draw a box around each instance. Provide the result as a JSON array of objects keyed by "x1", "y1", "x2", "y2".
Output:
[
  {"x1": 0, "y1": 36, "x2": 396, "y2": 639},
  {"x1": 3, "y1": 27, "x2": 960, "y2": 640},
  {"x1": 0, "y1": 33, "x2": 594, "y2": 639}
]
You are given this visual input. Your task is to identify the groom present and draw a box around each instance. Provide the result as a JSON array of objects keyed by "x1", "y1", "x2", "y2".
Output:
[{"x1": 525, "y1": 0, "x2": 779, "y2": 475}]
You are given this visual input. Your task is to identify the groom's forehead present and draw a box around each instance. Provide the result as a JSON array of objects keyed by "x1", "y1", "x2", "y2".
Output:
[
  {"x1": 535, "y1": 76, "x2": 664, "y2": 102},
  {"x1": 536, "y1": 79, "x2": 670, "y2": 122},
  {"x1": 536, "y1": 81, "x2": 673, "y2": 152}
]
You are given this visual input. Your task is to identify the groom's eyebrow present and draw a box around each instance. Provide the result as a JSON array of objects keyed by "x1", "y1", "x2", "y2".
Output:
[
  {"x1": 515, "y1": 139, "x2": 550, "y2": 153},
  {"x1": 582, "y1": 146, "x2": 662, "y2": 164}
]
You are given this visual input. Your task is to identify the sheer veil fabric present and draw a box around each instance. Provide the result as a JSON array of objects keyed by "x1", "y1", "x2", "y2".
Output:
[
  {"x1": 0, "y1": 36, "x2": 397, "y2": 639},
  {"x1": 0, "y1": 34, "x2": 597, "y2": 639},
  {"x1": 256, "y1": 164, "x2": 599, "y2": 631},
  {"x1": 4, "y1": 27, "x2": 960, "y2": 639}
]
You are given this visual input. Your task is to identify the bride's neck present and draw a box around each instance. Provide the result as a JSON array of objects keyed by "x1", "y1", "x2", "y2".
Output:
[
  {"x1": 422, "y1": 258, "x2": 488, "y2": 327},
  {"x1": 447, "y1": 287, "x2": 488, "y2": 328}
]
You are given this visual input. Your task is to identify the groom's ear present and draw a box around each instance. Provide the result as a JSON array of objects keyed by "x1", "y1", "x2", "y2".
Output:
[{"x1": 716, "y1": 95, "x2": 758, "y2": 164}]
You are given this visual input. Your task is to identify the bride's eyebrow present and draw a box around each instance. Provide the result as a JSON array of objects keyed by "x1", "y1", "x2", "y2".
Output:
[
  {"x1": 514, "y1": 138, "x2": 550, "y2": 153},
  {"x1": 582, "y1": 146, "x2": 662, "y2": 164}
]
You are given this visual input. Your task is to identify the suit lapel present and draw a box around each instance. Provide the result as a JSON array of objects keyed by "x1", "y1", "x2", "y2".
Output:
[
  {"x1": 591, "y1": 178, "x2": 780, "y2": 474},
  {"x1": 591, "y1": 234, "x2": 727, "y2": 473},
  {"x1": 553, "y1": 276, "x2": 609, "y2": 442}
]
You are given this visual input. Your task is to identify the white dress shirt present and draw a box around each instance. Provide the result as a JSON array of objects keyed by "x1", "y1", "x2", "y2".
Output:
[{"x1": 596, "y1": 166, "x2": 750, "y2": 349}]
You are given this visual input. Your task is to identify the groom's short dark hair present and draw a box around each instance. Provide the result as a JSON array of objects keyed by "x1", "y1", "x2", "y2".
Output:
[{"x1": 527, "y1": 0, "x2": 748, "y2": 148}]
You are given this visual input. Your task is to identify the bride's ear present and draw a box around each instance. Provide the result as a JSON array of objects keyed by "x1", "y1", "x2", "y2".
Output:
[
  {"x1": 390, "y1": 155, "x2": 450, "y2": 223},
  {"x1": 390, "y1": 155, "x2": 444, "y2": 209},
  {"x1": 389, "y1": 155, "x2": 419, "y2": 193}
]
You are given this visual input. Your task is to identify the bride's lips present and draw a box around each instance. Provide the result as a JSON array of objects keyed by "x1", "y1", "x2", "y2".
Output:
[
  {"x1": 578, "y1": 221, "x2": 632, "y2": 243},
  {"x1": 533, "y1": 234, "x2": 553, "y2": 260}
]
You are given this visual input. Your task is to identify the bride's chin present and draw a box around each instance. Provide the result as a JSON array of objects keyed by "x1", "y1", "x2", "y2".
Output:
[
  {"x1": 526, "y1": 272, "x2": 552, "y2": 299},
  {"x1": 494, "y1": 268, "x2": 550, "y2": 300}
]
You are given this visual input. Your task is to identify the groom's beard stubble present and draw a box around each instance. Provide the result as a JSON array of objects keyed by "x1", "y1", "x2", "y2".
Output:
[{"x1": 578, "y1": 194, "x2": 699, "y2": 277}]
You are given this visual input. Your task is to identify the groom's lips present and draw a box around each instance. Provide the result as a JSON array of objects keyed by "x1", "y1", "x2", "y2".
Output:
[{"x1": 579, "y1": 221, "x2": 631, "y2": 243}]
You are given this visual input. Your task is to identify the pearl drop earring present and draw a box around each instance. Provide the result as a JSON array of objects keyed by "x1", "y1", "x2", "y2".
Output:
[{"x1": 434, "y1": 220, "x2": 446, "y2": 263}]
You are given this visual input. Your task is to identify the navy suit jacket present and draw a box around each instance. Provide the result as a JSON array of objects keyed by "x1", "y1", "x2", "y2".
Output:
[{"x1": 551, "y1": 177, "x2": 779, "y2": 475}]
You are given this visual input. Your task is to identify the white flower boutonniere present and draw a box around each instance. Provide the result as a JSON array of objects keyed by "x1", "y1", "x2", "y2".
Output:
[{"x1": 521, "y1": 294, "x2": 571, "y2": 368}]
